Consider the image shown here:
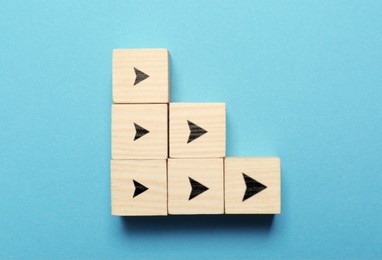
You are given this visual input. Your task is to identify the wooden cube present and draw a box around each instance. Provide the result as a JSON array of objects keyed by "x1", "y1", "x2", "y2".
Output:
[
  {"x1": 112, "y1": 104, "x2": 168, "y2": 159},
  {"x1": 168, "y1": 159, "x2": 224, "y2": 214},
  {"x1": 169, "y1": 103, "x2": 226, "y2": 158},
  {"x1": 224, "y1": 157, "x2": 281, "y2": 214},
  {"x1": 112, "y1": 49, "x2": 169, "y2": 103},
  {"x1": 111, "y1": 160, "x2": 167, "y2": 216}
]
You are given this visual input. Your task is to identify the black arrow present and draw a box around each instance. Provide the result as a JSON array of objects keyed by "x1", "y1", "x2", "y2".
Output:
[
  {"x1": 133, "y1": 180, "x2": 148, "y2": 198},
  {"x1": 134, "y1": 123, "x2": 149, "y2": 141},
  {"x1": 242, "y1": 173, "x2": 267, "y2": 201},
  {"x1": 188, "y1": 177, "x2": 209, "y2": 200},
  {"x1": 133, "y1": 67, "x2": 149, "y2": 85},
  {"x1": 187, "y1": 120, "x2": 208, "y2": 143}
]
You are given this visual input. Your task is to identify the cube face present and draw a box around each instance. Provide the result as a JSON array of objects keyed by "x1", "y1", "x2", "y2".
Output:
[
  {"x1": 111, "y1": 160, "x2": 167, "y2": 216},
  {"x1": 168, "y1": 159, "x2": 224, "y2": 215},
  {"x1": 169, "y1": 103, "x2": 226, "y2": 158},
  {"x1": 112, "y1": 104, "x2": 168, "y2": 159},
  {"x1": 113, "y1": 49, "x2": 169, "y2": 103},
  {"x1": 225, "y1": 157, "x2": 281, "y2": 214}
]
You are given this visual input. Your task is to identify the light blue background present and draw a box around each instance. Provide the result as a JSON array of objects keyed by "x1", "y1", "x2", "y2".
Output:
[{"x1": 1, "y1": 1, "x2": 381, "y2": 259}]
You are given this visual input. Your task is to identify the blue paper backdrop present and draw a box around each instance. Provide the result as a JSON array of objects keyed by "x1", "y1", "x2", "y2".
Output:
[{"x1": 1, "y1": 1, "x2": 381, "y2": 259}]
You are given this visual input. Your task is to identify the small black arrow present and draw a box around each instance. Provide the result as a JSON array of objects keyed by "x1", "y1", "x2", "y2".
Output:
[
  {"x1": 187, "y1": 120, "x2": 208, "y2": 143},
  {"x1": 133, "y1": 67, "x2": 149, "y2": 85},
  {"x1": 133, "y1": 180, "x2": 148, "y2": 198},
  {"x1": 188, "y1": 177, "x2": 209, "y2": 200},
  {"x1": 242, "y1": 173, "x2": 267, "y2": 201},
  {"x1": 134, "y1": 123, "x2": 149, "y2": 141}
]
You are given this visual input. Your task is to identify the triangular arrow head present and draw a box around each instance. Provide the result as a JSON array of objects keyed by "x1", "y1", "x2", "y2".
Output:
[
  {"x1": 133, "y1": 67, "x2": 149, "y2": 85},
  {"x1": 187, "y1": 120, "x2": 208, "y2": 143},
  {"x1": 134, "y1": 123, "x2": 149, "y2": 141},
  {"x1": 133, "y1": 180, "x2": 148, "y2": 198},
  {"x1": 188, "y1": 177, "x2": 209, "y2": 200},
  {"x1": 242, "y1": 173, "x2": 267, "y2": 201}
]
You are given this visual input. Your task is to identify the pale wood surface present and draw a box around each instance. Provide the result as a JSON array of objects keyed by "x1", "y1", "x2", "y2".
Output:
[
  {"x1": 112, "y1": 104, "x2": 168, "y2": 159},
  {"x1": 111, "y1": 160, "x2": 167, "y2": 216},
  {"x1": 169, "y1": 103, "x2": 226, "y2": 158},
  {"x1": 168, "y1": 159, "x2": 224, "y2": 215},
  {"x1": 113, "y1": 49, "x2": 169, "y2": 103},
  {"x1": 224, "y1": 157, "x2": 281, "y2": 214}
]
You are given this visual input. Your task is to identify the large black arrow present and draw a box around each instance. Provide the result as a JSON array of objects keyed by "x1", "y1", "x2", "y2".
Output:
[
  {"x1": 133, "y1": 180, "x2": 148, "y2": 198},
  {"x1": 187, "y1": 120, "x2": 207, "y2": 143},
  {"x1": 133, "y1": 67, "x2": 149, "y2": 85},
  {"x1": 134, "y1": 123, "x2": 149, "y2": 141},
  {"x1": 242, "y1": 173, "x2": 267, "y2": 201},
  {"x1": 188, "y1": 177, "x2": 209, "y2": 200}
]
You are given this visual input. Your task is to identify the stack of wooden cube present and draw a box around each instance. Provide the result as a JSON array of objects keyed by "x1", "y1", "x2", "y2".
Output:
[{"x1": 111, "y1": 49, "x2": 280, "y2": 216}]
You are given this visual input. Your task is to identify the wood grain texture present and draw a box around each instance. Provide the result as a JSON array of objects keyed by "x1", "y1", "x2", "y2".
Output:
[
  {"x1": 111, "y1": 160, "x2": 167, "y2": 216},
  {"x1": 113, "y1": 49, "x2": 169, "y2": 103},
  {"x1": 169, "y1": 103, "x2": 226, "y2": 158},
  {"x1": 112, "y1": 104, "x2": 168, "y2": 159},
  {"x1": 168, "y1": 159, "x2": 224, "y2": 215},
  {"x1": 224, "y1": 157, "x2": 281, "y2": 214}
]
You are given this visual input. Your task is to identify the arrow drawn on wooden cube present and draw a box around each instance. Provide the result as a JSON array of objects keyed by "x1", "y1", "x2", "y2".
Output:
[
  {"x1": 133, "y1": 67, "x2": 149, "y2": 85},
  {"x1": 187, "y1": 120, "x2": 208, "y2": 143},
  {"x1": 133, "y1": 123, "x2": 150, "y2": 141},
  {"x1": 242, "y1": 173, "x2": 267, "y2": 201},
  {"x1": 133, "y1": 180, "x2": 149, "y2": 198},
  {"x1": 188, "y1": 177, "x2": 209, "y2": 200}
]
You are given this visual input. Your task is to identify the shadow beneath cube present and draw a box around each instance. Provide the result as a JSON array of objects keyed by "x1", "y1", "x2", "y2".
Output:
[{"x1": 121, "y1": 214, "x2": 275, "y2": 234}]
